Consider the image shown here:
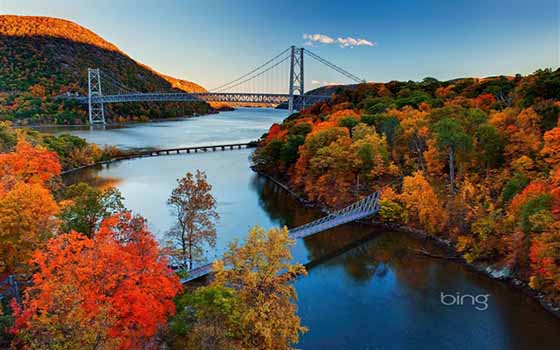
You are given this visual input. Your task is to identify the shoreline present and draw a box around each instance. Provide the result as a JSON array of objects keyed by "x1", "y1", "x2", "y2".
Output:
[
  {"x1": 256, "y1": 170, "x2": 560, "y2": 320},
  {"x1": 20, "y1": 112, "x2": 214, "y2": 129}
]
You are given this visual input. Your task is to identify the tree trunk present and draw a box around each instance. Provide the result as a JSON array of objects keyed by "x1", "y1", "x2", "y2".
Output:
[
  {"x1": 448, "y1": 146, "x2": 455, "y2": 194},
  {"x1": 181, "y1": 227, "x2": 188, "y2": 270},
  {"x1": 188, "y1": 222, "x2": 193, "y2": 270},
  {"x1": 414, "y1": 137, "x2": 426, "y2": 172}
]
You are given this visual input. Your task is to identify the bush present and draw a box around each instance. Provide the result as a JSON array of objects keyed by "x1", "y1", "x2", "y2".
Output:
[{"x1": 378, "y1": 199, "x2": 403, "y2": 222}]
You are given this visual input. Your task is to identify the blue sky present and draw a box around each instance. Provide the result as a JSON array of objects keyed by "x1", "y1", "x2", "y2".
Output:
[{"x1": 1, "y1": 0, "x2": 558, "y2": 90}]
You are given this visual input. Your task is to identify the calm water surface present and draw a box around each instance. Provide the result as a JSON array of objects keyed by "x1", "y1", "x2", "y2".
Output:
[{"x1": 56, "y1": 108, "x2": 560, "y2": 350}]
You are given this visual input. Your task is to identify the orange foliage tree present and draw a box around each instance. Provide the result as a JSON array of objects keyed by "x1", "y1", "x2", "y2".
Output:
[
  {"x1": 541, "y1": 127, "x2": 560, "y2": 166},
  {"x1": 0, "y1": 139, "x2": 61, "y2": 189},
  {"x1": 400, "y1": 171, "x2": 447, "y2": 233},
  {"x1": 13, "y1": 213, "x2": 182, "y2": 350},
  {"x1": 490, "y1": 108, "x2": 541, "y2": 161}
]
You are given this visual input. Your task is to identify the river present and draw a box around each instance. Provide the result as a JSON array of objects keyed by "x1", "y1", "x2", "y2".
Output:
[{"x1": 54, "y1": 108, "x2": 560, "y2": 350}]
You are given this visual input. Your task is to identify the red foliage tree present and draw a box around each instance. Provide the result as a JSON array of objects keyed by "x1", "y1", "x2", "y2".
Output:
[
  {"x1": 0, "y1": 139, "x2": 61, "y2": 189},
  {"x1": 475, "y1": 93, "x2": 496, "y2": 111},
  {"x1": 14, "y1": 213, "x2": 182, "y2": 350}
]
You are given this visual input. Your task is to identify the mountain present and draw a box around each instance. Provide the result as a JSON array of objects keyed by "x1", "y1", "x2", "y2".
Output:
[{"x1": 0, "y1": 15, "x2": 209, "y2": 124}]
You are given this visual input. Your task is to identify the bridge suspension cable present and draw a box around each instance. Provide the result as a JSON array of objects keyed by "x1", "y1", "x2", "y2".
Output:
[
  {"x1": 99, "y1": 70, "x2": 139, "y2": 95},
  {"x1": 304, "y1": 49, "x2": 364, "y2": 84},
  {"x1": 212, "y1": 53, "x2": 291, "y2": 93},
  {"x1": 209, "y1": 47, "x2": 291, "y2": 92}
]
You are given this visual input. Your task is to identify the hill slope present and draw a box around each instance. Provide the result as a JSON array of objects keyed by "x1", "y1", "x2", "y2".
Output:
[{"x1": 0, "y1": 15, "x2": 209, "y2": 124}]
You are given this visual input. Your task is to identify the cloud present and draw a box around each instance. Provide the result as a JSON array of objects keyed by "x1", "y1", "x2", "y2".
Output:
[
  {"x1": 311, "y1": 80, "x2": 343, "y2": 86},
  {"x1": 336, "y1": 37, "x2": 375, "y2": 48},
  {"x1": 303, "y1": 33, "x2": 376, "y2": 48},
  {"x1": 303, "y1": 33, "x2": 335, "y2": 44}
]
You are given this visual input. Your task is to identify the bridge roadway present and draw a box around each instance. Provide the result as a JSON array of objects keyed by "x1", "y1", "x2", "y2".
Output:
[
  {"x1": 69, "y1": 92, "x2": 331, "y2": 105},
  {"x1": 119, "y1": 142, "x2": 257, "y2": 159},
  {"x1": 181, "y1": 192, "x2": 380, "y2": 283}
]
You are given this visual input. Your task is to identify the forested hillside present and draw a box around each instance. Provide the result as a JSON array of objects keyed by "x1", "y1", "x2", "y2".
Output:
[
  {"x1": 0, "y1": 15, "x2": 209, "y2": 124},
  {"x1": 253, "y1": 68, "x2": 560, "y2": 303}
]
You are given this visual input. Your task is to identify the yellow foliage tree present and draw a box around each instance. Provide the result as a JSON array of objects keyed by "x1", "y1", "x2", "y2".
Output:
[
  {"x1": 400, "y1": 171, "x2": 447, "y2": 234},
  {"x1": 212, "y1": 226, "x2": 307, "y2": 350},
  {"x1": 0, "y1": 182, "x2": 59, "y2": 273}
]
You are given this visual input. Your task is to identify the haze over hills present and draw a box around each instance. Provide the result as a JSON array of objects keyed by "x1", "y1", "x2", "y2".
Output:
[{"x1": 0, "y1": 15, "x2": 209, "y2": 124}]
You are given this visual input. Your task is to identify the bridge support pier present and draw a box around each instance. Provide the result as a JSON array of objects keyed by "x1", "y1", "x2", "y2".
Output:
[
  {"x1": 288, "y1": 46, "x2": 304, "y2": 114},
  {"x1": 88, "y1": 68, "x2": 106, "y2": 125}
]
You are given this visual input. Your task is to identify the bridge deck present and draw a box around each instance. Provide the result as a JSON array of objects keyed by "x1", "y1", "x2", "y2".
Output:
[
  {"x1": 181, "y1": 192, "x2": 380, "y2": 283},
  {"x1": 120, "y1": 142, "x2": 256, "y2": 160},
  {"x1": 63, "y1": 92, "x2": 331, "y2": 105}
]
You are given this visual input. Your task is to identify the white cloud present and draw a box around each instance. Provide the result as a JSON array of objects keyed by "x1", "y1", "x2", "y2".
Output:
[
  {"x1": 336, "y1": 37, "x2": 375, "y2": 47},
  {"x1": 303, "y1": 33, "x2": 335, "y2": 44},
  {"x1": 303, "y1": 33, "x2": 376, "y2": 48},
  {"x1": 311, "y1": 80, "x2": 342, "y2": 86}
]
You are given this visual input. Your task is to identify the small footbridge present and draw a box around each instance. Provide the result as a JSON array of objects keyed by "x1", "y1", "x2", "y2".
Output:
[{"x1": 182, "y1": 191, "x2": 381, "y2": 283}]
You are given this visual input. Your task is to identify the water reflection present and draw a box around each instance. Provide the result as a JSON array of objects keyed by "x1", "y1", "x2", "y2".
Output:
[{"x1": 296, "y1": 231, "x2": 560, "y2": 350}]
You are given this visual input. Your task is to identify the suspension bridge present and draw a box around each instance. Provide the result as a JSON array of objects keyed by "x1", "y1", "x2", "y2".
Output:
[
  {"x1": 59, "y1": 46, "x2": 365, "y2": 125},
  {"x1": 181, "y1": 191, "x2": 380, "y2": 283}
]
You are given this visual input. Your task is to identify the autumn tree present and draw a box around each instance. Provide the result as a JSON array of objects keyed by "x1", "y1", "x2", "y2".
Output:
[
  {"x1": 0, "y1": 139, "x2": 61, "y2": 189},
  {"x1": 0, "y1": 140, "x2": 61, "y2": 273},
  {"x1": 388, "y1": 106, "x2": 429, "y2": 170},
  {"x1": 0, "y1": 182, "x2": 59, "y2": 273},
  {"x1": 529, "y1": 222, "x2": 560, "y2": 302},
  {"x1": 212, "y1": 226, "x2": 307, "y2": 350},
  {"x1": 431, "y1": 118, "x2": 472, "y2": 193},
  {"x1": 13, "y1": 213, "x2": 182, "y2": 350},
  {"x1": 541, "y1": 127, "x2": 560, "y2": 166},
  {"x1": 58, "y1": 182, "x2": 125, "y2": 237},
  {"x1": 400, "y1": 171, "x2": 447, "y2": 233},
  {"x1": 475, "y1": 124, "x2": 504, "y2": 171},
  {"x1": 168, "y1": 286, "x2": 243, "y2": 350},
  {"x1": 167, "y1": 170, "x2": 219, "y2": 270},
  {"x1": 490, "y1": 107, "x2": 542, "y2": 161}
]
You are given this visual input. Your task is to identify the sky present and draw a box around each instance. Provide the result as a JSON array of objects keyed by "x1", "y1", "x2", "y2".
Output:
[{"x1": 1, "y1": 0, "x2": 559, "y2": 90}]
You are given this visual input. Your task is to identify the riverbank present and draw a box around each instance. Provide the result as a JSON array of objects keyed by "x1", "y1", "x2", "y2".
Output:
[{"x1": 255, "y1": 170, "x2": 560, "y2": 319}]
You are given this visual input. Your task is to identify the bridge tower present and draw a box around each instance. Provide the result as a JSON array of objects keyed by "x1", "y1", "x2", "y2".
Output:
[
  {"x1": 288, "y1": 46, "x2": 304, "y2": 113},
  {"x1": 88, "y1": 68, "x2": 106, "y2": 125}
]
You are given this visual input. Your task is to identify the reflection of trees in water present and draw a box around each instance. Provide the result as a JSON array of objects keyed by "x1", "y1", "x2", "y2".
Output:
[
  {"x1": 302, "y1": 224, "x2": 374, "y2": 263},
  {"x1": 63, "y1": 166, "x2": 123, "y2": 190},
  {"x1": 310, "y1": 231, "x2": 438, "y2": 289},
  {"x1": 250, "y1": 175, "x2": 318, "y2": 228}
]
